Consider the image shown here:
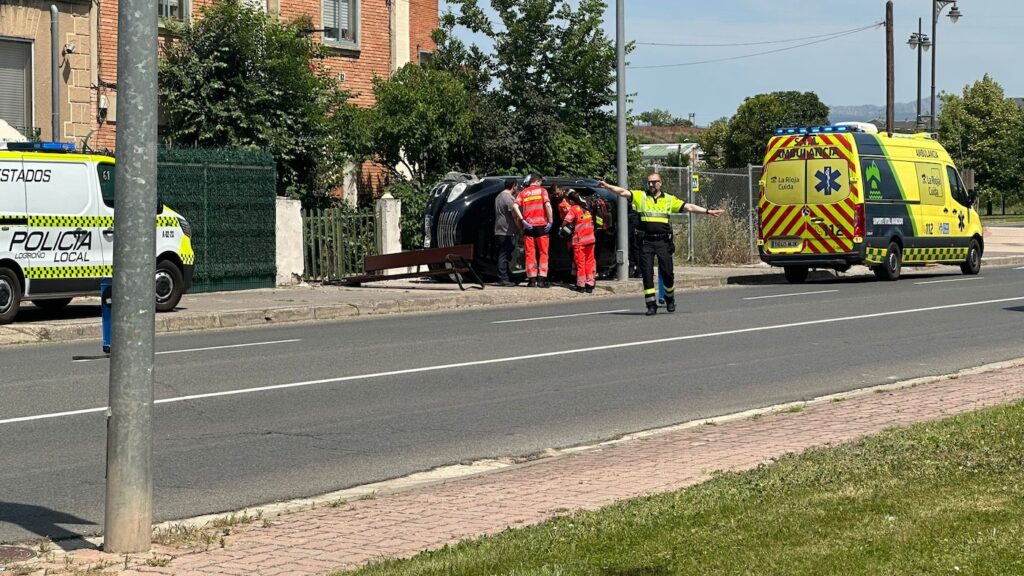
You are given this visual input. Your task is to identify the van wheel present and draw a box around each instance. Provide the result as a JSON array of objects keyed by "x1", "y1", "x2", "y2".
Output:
[
  {"x1": 32, "y1": 298, "x2": 73, "y2": 312},
  {"x1": 874, "y1": 242, "x2": 902, "y2": 281},
  {"x1": 783, "y1": 266, "x2": 809, "y2": 284},
  {"x1": 0, "y1": 267, "x2": 23, "y2": 325},
  {"x1": 961, "y1": 240, "x2": 981, "y2": 275},
  {"x1": 155, "y1": 260, "x2": 184, "y2": 312}
]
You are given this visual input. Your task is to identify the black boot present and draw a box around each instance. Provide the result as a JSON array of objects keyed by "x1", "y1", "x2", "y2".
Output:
[
  {"x1": 527, "y1": 278, "x2": 537, "y2": 288},
  {"x1": 645, "y1": 303, "x2": 657, "y2": 316},
  {"x1": 666, "y1": 297, "x2": 676, "y2": 313}
]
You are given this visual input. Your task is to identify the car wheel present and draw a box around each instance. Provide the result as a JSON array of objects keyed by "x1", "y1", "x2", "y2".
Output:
[
  {"x1": 960, "y1": 239, "x2": 981, "y2": 275},
  {"x1": 0, "y1": 267, "x2": 23, "y2": 325},
  {"x1": 32, "y1": 298, "x2": 73, "y2": 312},
  {"x1": 783, "y1": 266, "x2": 809, "y2": 284},
  {"x1": 874, "y1": 242, "x2": 902, "y2": 281},
  {"x1": 155, "y1": 260, "x2": 184, "y2": 312}
]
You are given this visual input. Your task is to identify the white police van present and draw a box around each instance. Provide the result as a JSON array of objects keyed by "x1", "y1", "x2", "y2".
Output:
[{"x1": 0, "y1": 141, "x2": 194, "y2": 324}]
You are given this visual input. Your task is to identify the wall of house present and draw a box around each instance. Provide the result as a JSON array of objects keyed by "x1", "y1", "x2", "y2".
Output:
[{"x1": 1, "y1": 0, "x2": 93, "y2": 143}]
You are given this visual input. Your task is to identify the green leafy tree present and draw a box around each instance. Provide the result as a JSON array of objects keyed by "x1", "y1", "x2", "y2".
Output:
[
  {"x1": 697, "y1": 118, "x2": 730, "y2": 169},
  {"x1": 158, "y1": 0, "x2": 358, "y2": 204},
  {"x1": 938, "y1": 75, "x2": 1024, "y2": 206},
  {"x1": 724, "y1": 91, "x2": 829, "y2": 166},
  {"x1": 637, "y1": 109, "x2": 692, "y2": 127}
]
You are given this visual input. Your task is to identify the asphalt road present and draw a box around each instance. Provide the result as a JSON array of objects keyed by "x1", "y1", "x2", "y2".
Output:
[{"x1": 2, "y1": 266, "x2": 1024, "y2": 544}]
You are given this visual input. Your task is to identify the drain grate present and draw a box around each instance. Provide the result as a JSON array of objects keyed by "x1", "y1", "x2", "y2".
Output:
[{"x1": 0, "y1": 545, "x2": 36, "y2": 562}]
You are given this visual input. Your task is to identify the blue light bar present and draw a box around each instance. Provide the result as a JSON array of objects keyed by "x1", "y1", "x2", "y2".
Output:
[
  {"x1": 775, "y1": 125, "x2": 853, "y2": 136},
  {"x1": 3, "y1": 141, "x2": 76, "y2": 152}
]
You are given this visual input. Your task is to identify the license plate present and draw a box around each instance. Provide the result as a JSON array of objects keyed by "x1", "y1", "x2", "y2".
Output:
[{"x1": 772, "y1": 239, "x2": 800, "y2": 249}]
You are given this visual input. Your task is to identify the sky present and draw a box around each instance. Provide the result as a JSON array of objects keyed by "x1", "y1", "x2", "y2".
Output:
[{"x1": 438, "y1": 1, "x2": 1024, "y2": 125}]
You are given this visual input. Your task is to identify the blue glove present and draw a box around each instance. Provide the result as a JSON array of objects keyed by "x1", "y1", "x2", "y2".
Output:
[
  {"x1": 522, "y1": 222, "x2": 534, "y2": 232},
  {"x1": 543, "y1": 222, "x2": 552, "y2": 233}
]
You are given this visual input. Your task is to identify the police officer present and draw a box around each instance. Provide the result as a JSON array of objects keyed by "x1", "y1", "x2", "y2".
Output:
[{"x1": 599, "y1": 174, "x2": 723, "y2": 316}]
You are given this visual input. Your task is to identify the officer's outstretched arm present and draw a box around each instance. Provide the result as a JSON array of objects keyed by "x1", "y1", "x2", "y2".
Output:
[{"x1": 597, "y1": 181, "x2": 631, "y2": 198}]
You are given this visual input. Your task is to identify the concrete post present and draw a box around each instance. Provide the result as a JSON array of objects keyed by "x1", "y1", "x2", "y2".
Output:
[
  {"x1": 376, "y1": 192, "x2": 402, "y2": 267},
  {"x1": 275, "y1": 196, "x2": 304, "y2": 285}
]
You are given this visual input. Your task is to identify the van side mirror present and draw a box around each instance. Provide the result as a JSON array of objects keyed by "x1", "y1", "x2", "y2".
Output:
[{"x1": 967, "y1": 189, "x2": 978, "y2": 207}]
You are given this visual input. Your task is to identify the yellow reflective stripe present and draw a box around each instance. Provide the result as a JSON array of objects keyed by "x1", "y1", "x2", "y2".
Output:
[
  {"x1": 28, "y1": 215, "x2": 114, "y2": 227},
  {"x1": 25, "y1": 265, "x2": 113, "y2": 279},
  {"x1": 180, "y1": 235, "x2": 195, "y2": 265},
  {"x1": 664, "y1": 286, "x2": 674, "y2": 293},
  {"x1": 644, "y1": 288, "x2": 657, "y2": 295},
  {"x1": 640, "y1": 215, "x2": 670, "y2": 223}
]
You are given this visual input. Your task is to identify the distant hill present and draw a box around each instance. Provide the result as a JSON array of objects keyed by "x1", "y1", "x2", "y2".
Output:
[{"x1": 828, "y1": 99, "x2": 934, "y2": 123}]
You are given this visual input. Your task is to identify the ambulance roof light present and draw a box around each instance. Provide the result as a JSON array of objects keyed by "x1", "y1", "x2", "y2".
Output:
[
  {"x1": 775, "y1": 125, "x2": 855, "y2": 136},
  {"x1": 0, "y1": 141, "x2": 77, "y2": 152}
]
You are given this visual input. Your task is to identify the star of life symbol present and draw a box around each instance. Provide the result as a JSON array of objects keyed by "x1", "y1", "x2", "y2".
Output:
[
  {"x1": 815, "y1": 166, "x2": 842, "y2": 195},
  {"x1": 958, "y1": 212, "x2": 966, "y2": 232}
]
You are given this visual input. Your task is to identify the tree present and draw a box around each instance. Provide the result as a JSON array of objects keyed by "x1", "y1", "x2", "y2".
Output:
[
  {"x1": 158, "y1": 0, "x2": 358, "y2": 204},
  {"x1": 724, "y1": 91, "x2": 829, "y2": 166},
  {"x1": 430, "y1": 0, "x2": 628, "y2": 179},
  {"x1": 697, "y1": 118, "x2": 730, "y2": 169},
  {"x1": 637, "y1": 109, "x2": 692, "y2": 127},
  {"x1": 938, "y1": 75, "x2": 1024, "y2": 207}
]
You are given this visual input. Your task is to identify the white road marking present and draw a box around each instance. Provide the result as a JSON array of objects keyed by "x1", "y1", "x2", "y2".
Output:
[
  {"x1": 743, "y1": 290, "x2": 839, "y2": 301},
  {"x1": 71, "y1": 339, "x2": 302, "y2": 362},
  {"x1": 1015, "y1": 266, "x2": 1024, "y2": 270},
  {"x1": 914, "y1": 277, "x2": 984, "y2": 285},
  {"x1": 7, "y1": 295, "x2": 1024, "y2": 427},
  {"x1": 492, "y1": 310, "x2": 630, "y2": 324}
]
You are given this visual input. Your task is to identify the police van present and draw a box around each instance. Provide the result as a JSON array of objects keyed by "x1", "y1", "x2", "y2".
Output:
[
  {"x1": 0, "y1": 141, "x2": 194, "y2": 324},
  {"x1": 757, "y1": 123, "x2": 982, "y2": 283}
]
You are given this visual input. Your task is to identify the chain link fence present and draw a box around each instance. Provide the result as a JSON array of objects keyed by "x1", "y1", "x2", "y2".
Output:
[
  {"x1": 634, "y1": 165, "x2": 763, "y2": 265},
  {"x1": 158, "y1": 148, "x2": 278, "y2": 292}
]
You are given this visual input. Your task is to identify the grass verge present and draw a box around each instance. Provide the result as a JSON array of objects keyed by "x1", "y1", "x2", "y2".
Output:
[{"x1": 340, "y1": 401, "x2": 1024, "y2": 576}]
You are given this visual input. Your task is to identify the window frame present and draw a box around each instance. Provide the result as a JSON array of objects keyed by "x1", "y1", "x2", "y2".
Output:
[
  {"x1": 946, "y1": 166, "x2": 971, "y2": 208},
  {"x1": 322, "y1": 0, "x2": 360, "y2": 51},
  {"x1": 0, "y1": 37, "x2": 34, "y2": 134},
  {"x1": 158, "y1": 0, "x2": 191, "y2": 25}
]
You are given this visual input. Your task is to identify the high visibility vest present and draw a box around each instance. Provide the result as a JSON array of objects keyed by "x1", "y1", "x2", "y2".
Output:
[
  {"x1": 516, "y1": 185, "x2": 550, "y2": 226},
  {"x1": 568, "y1": 205, "x2": 596, "y2": 246},
  {"x1": 631, "y1": 190, "x2": 684, "y2": 235}
]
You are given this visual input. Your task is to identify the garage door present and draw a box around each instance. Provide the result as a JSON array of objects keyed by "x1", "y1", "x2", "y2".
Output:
[{"x1": 0, "y1": 40, "x2": 32, "y2": 132}]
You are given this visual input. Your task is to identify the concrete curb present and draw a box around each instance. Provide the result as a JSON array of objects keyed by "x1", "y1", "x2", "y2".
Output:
[{"x1": 2, "y1": 255, "x2": 1021, "y2": 347}]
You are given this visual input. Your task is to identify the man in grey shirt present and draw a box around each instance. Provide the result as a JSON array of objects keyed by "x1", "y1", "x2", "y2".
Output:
[{"x1": 494, "y1": 178, "x2": 519, "y2": 286}]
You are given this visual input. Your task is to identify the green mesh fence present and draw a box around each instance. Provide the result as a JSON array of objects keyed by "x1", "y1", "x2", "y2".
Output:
[{"x1": 158, "y1": 148, "x2": 277, "y2": 293}]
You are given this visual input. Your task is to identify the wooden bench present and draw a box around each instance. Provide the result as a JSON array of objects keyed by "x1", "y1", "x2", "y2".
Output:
[{"x1": 342, "y1": 244, "x2": 484, "y2": 290}]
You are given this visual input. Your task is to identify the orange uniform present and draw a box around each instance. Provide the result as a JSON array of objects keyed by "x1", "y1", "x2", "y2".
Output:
[
  {"x1": 565, "y1": 204, "x2": 596, "y2": 289},
  {"x1": 515, "y1": 185, "x2": 551, "y2": 279}
]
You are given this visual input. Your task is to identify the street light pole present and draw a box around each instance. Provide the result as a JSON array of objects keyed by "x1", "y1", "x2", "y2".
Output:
[
  {"x1": 908, "y1": 19, "x2": 931, "y2": 129},
  {"x1": 614, "y1": 0, "x2": 628, "y2": 281},
  {"x1": 930, "y1": 0, "x2": 961, "y2": 131}
]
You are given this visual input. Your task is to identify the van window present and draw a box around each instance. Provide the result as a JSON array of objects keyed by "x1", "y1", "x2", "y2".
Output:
[
  {"x1": 947, "y1": 166, "x2": 970, "y2": 207},
  {"x1": 763, "y1": 160, "x2": 805, "y2": 206},
  {"x1": 98, "y1": 163, "x2": 115, "y2": 208},
  {"x1": 916, "y1": 163, "x2": 945, "y2": 206}
]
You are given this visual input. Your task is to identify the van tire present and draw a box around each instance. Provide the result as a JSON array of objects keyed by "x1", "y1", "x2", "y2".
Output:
[
  {"x1": 961, "y1": 240, "x2": 981, "y2": 275},
  {"x1": 155, "y1": 260, "x2": 184, "y2": 312},
  {"x1": 874, "y1": 242, "x2": 902, "y2": 281},
  {"x1": 0, "y1": 267, "x2": 23, "y2": 325},
  {"x1": 783, "y1": 266, "x2": 809, "y2": 284},
  {"x1": 32, "y1": 298, "x2": 73, "y2": 312}
]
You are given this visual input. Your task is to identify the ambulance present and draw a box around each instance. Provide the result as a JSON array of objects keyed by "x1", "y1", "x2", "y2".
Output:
[
  {"x1": 0, "y1": 141, "x2": 194, "y2": 324},
  {"x1": 757, "y1": 123, "x2": 982, "y2": 283}
]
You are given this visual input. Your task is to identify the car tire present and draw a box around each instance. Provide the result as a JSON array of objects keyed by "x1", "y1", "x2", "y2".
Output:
[
  {"x1": 155, "y1": 260, "x2": 184, "y2": 312},
  {"x1": 783, "y1": 266, "x2": 809, "y2": 284},
  {"x1": 32, "y1": 298, "x2": 73, "y2": 312},
  {"x1": 960, "y1": 239, "x2": 981, "y2": 275},
  {"x1": 874, "y1": 242, "x2": 902, "y2": 281},
  {"x1": 0, "y1": 267, "x2": 23, "y2": 325}
]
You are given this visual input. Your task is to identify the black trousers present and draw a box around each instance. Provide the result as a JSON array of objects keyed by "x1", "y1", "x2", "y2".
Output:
[
  {"x1": 639, "y1": 238, "x2": 674, "y2": 306},
  {"x1": 495, "y1": 234, "x2": 516, "y2": 281}
]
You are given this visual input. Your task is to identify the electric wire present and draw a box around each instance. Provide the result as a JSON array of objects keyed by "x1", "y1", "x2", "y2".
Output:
[{"x1": 635, "y1": 22, "x2": 882, "y2": 47}]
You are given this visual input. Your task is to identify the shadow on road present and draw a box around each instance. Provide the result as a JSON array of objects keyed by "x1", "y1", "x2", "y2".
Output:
[
  {"x1": 0, "y1": 501, "x2": 96, "y2": 549},
  {"x1": 13, "y1": 304, "x2": 100, "y2": 325}
]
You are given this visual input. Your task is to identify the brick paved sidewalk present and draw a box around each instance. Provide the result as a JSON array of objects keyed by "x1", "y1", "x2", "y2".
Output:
[{"x1": 12, "y1": 360, "x2": 1024, "y2": 576}]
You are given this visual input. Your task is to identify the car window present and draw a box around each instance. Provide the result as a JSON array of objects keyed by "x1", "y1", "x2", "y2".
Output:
[
  {"x1": 98, "y1": 163, "x2": 115, "y2": 208},
  {"x1": 946, "y1": 166, "x2": 970, "y2": 207}
]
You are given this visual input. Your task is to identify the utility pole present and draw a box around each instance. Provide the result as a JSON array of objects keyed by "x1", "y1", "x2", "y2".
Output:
[
  {"x1": 885, "y1": 1, "x2": 894, "y2": 135},
  {"x1": 104, "y1": 0, "x2": 158, "y2": 554},
  {"x1": 615, "y1": 0, "x2": 628, "y2": 281},
  {"x1": 50, "y1": 5, "x2": 59, "y2": 141}
]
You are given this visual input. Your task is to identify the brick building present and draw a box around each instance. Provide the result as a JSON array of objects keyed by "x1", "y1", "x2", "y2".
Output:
[{"x1": 1, "y1": 0, "x2": 437, "y2": 178}]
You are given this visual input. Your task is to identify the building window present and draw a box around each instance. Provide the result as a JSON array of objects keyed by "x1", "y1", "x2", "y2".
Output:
[
  {"x1": 158, "y1": 0, "x2": 190, "y2": 22},
  {"x1": 418, "y1": 50, "x2": 433, "y2": 67},
  {"x1": 0, "y1": 39, "x2": 33, "y2": 137},
  {"x1": 323, "y1": 0, "x2": 358, "y2": 47}
]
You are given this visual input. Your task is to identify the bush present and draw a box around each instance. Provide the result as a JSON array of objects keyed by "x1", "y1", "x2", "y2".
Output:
[
  {"x1": 672, "y1": 199, "x2": 754, "y2": 265},
  {"x1": 385, "y1": 180, "x2": 432, "y2": 250}
]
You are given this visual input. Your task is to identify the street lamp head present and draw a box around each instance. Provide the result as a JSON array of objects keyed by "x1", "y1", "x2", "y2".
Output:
[
  {"x1": 908, "y1": 34, "x2": 920, "y2": 49},
  {"x1": 948, "y1": 5, "x2": 961, "y2": 23},
  {"x1": 921, "y1": 36, "x2": 932, "y2": 51}
]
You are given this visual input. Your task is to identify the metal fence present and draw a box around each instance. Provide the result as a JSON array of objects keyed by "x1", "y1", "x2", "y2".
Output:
[
  {"x1": 302, "y1": 208, "x2": 377, "y2": 281},
  {"x1": 158, "y1": 148, "x2": 278, "y2": 292},
  {"x1": 638, "y1": 165, "x2": 763, "y2": 264}
]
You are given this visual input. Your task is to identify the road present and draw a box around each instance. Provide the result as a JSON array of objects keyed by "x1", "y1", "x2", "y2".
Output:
[{"x1": 2, "y1": 266, "x2": 1023, "y2": 544}]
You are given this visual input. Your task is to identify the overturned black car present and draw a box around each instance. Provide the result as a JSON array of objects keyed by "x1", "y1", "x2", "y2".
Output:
[{"x1": 423, "y1": 174, "x2": 623, "y2": 281}]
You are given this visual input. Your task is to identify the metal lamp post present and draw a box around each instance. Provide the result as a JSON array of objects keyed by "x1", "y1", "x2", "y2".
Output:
[
  {"x1": 907, "y1": 19, "x2": 931, "y2": 129},
  {"x1": 930, "y1": 1, "x2": 961, "y2": 131}
]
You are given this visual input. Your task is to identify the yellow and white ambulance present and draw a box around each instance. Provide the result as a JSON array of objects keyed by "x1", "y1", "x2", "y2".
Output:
[
  {"x1": 757, "y1": 123, "x2": 982, "y2": 283},
  {"x1": 0, "y1": 141, "x2": 194, "y2": 324}
]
